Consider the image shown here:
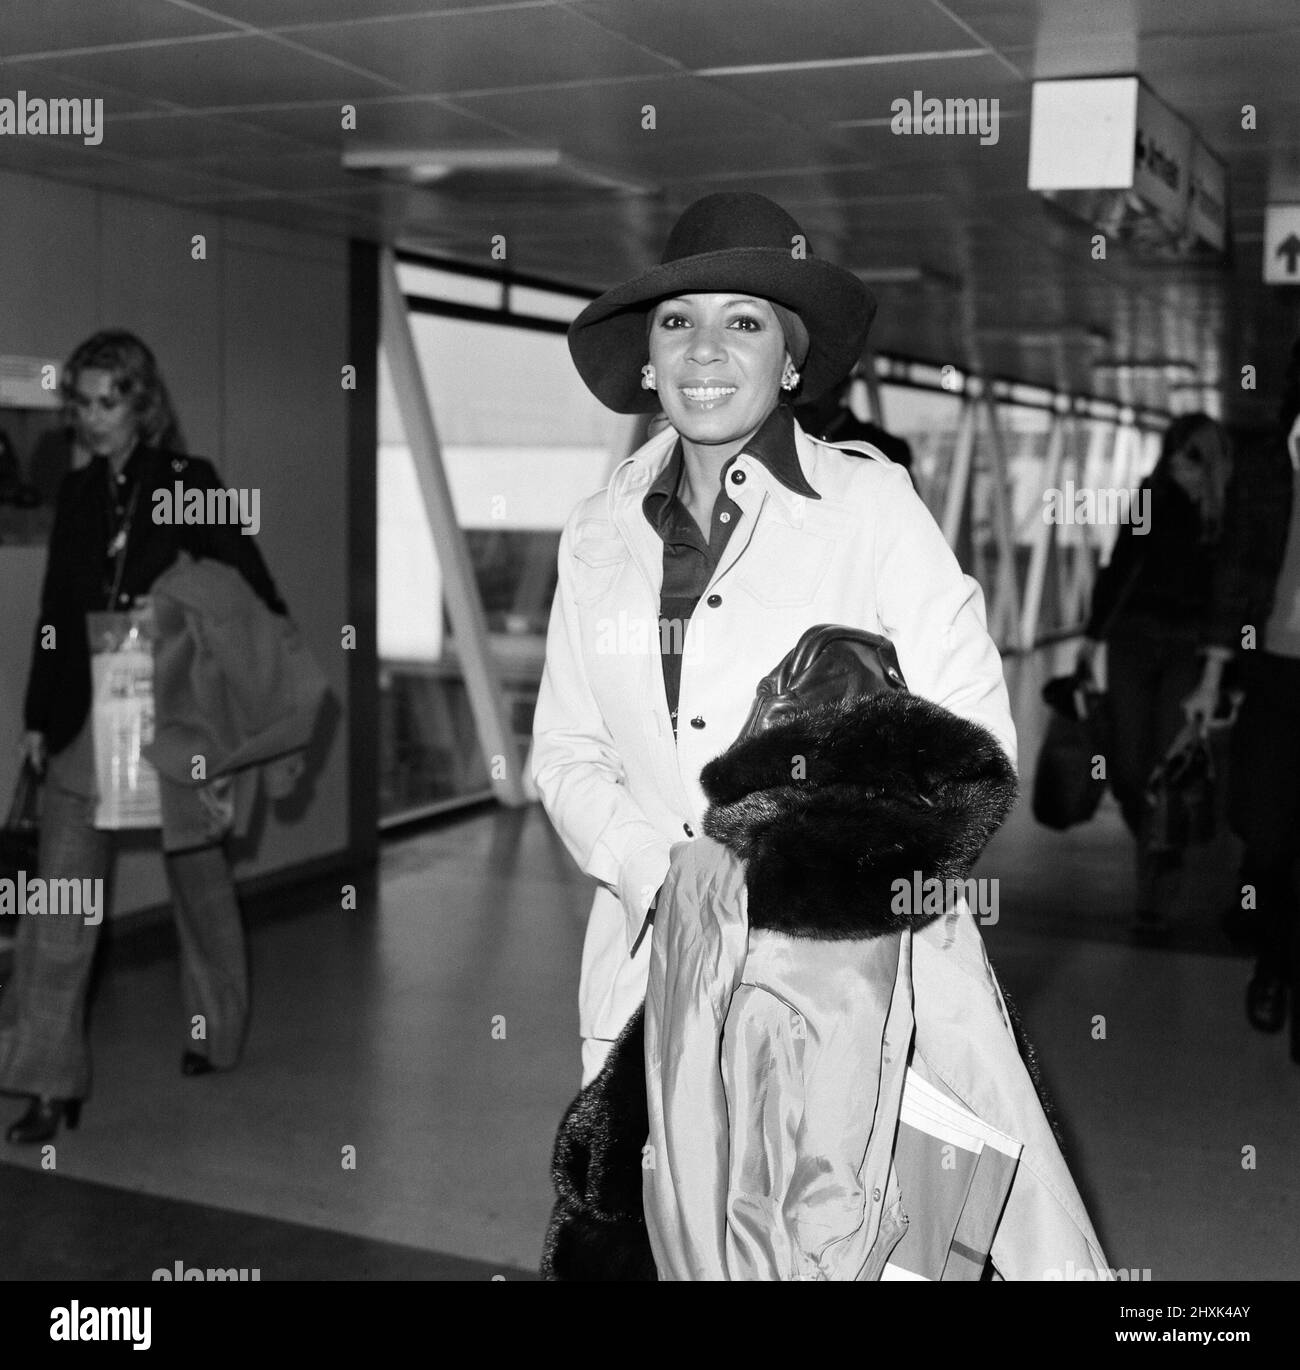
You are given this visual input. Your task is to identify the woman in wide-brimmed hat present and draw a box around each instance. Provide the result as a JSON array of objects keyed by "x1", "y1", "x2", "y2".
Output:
[{"x1": 533, "y1": 192, "x2": 1020, "y2": 1086}]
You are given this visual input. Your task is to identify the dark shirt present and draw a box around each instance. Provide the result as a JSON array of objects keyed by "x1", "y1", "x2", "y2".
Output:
[
  {"x1": 1204, "y1": 426, "x2": 1295, "y2": 652},
  {"x1": 1085, "y1": 476, "x2": 1216, "y2": 638},
  {"x1": 642, "y1": 406, "x2": 817, "y2": 731},
  {"x1": 24, "y1": 441, "x2": 286, "y2": 755}
]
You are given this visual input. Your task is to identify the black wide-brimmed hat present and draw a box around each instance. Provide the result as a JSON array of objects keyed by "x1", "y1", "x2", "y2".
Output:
[{"x1": 568, "y1": 192, "x2": 877, "y2": 414}]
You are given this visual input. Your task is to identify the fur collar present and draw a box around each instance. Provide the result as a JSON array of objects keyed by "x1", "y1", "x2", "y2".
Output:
[{"x1": 700, "y1": 692, "x2": 1018, "y2": 939}]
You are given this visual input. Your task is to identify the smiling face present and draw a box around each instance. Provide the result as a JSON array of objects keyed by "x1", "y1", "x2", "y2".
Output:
[
  {"x1": 647, "y1": 293, "x2": 790, "y2": 462},
  {"x1": 71, "y1": 368, "x2": 141, "y2": 465}
]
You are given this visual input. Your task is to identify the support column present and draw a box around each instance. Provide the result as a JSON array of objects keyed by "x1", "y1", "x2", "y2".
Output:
[
  {"x1": 1019, "y1": 408, "x2": 1066, "y2": 649},
  {"x1": 980, "y1": 387, "x2": 1024, "y2": 650},
  {"x1": 941, "y1": 394, "x2": 977, "y2": 549}
]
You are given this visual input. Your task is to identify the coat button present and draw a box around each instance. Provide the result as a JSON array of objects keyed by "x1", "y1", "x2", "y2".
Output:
[
  {"x1": 872, "y1": 1188, "x2": 882, "y2": 1203},
  {"x1": 690, "y1": 716, "x2": 705, "y2": 729},
  {"x1": 706, "y1": 594, "x2": 721, "y2": 608},
  {"x1": 718, "y1": 511, "x2": 731, "y2": 524},
  {"x1": 730, "y1": 468, "x2": 746, "y2": 485},
  {"x1": 683, "y1": 822, "x2": 694, "y2": 837}
]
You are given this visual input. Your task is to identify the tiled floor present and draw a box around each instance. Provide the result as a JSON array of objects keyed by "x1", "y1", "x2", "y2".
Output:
[{"x1": 1, "y1": 643, "x2": 1296, "y2": 1281}]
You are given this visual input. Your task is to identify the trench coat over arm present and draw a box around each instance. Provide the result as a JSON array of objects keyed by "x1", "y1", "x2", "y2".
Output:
[{"x1": 531, "y1": 420, "x2": 1018, "y2": 1051}]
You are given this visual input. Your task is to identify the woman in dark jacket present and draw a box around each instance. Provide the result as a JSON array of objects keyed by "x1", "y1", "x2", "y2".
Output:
[
  {"x1": 1077, "y1": 413, "x2": 1232, "y2": 940},
  {"x1": 0, "y1": 330, "x2": 285, "y2": 1144}
]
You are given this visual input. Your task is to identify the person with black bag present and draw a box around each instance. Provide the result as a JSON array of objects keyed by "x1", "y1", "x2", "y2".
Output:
[
  {"x1": 1076, "y1": 413, "x2": 1233, "y2": 943},
  {"x1": 1184, "y1": 337, "x2": 1300, "y2": 1053},
  {"x1": 0, "y1": 330, "x2": 287, "y2": 1144}
]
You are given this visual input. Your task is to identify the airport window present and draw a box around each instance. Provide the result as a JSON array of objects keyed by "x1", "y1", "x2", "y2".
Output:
[{"x1": 377, "y1": 310, "x2": 631, "y2": 823}]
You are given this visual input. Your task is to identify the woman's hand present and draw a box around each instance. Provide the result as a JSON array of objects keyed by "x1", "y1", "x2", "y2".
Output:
[
  {"x1": 19, "y1": 731, "x2": 46, "y2": 776},
  {"x1": 1182, "y1": 651, "x2": 1228, "y2": 728},
  {"x1": 1181, "y1": 678, "x2": 1221, "y2": 729},
  {"x1": 1074, "y1": 637, "x2": 1100, "y2": 677}
]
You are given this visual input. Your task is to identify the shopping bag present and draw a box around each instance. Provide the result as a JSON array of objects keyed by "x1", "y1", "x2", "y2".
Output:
[
  {"x1": 0, "y1": 760, "x2": 41, "y2": 880},
  {"x1": 1032, "y1": 670, "x2": 1110, "y2": 830},
  {"x1": 87, "y1": 605, "x2": 160, "y2": 829}
]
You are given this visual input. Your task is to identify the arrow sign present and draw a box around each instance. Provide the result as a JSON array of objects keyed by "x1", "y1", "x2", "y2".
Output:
[
  {"x1": 1264, "y1": 206, "x2": 1300, "y2": 283},
  {"x1": 1278, "y1": 234, "x2": 1300, "y2": 275}
]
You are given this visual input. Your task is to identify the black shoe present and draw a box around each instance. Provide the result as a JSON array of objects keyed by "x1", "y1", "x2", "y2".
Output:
[
  {"x1": 1246, "y1": 973, "x2": 1287, "y2": 1033},
  {"x1": 180, "y1": 1050, "x2": 216, "y2": 1077},
  {"x1": 5, "y1": 1096, "x2": 81, "y2": 1145}
]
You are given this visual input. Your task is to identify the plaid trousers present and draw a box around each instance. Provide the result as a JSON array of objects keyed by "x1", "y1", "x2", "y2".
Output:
[{"x1": 0, "y1": 779, "x2": 249, "y2": 1101}]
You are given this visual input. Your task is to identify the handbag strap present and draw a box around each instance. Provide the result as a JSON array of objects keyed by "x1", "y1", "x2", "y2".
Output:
[{"x1": 6, "y1": 761, "x2": 37, "y2": 827}]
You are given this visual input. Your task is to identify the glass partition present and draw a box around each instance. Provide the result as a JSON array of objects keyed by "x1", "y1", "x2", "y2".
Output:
[{"x1": 377, "y1": 310, "x2": 630, "y2": 824}]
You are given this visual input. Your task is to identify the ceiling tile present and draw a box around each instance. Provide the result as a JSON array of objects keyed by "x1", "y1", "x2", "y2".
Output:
[
  {"x1": 575, "y1": 0, "x2": 980, "y2": 68},
  {"x1": 708, "y1": 53, "x2": 1026, "y2": 129},
  {"x1": 452, "y1": 75, "x2": 830, "y2": 182},
  {"x1": 201, "y1": 0, "x2": 525, "y2": 23},
  {"x1": 33, "y1": 33, "x2": 396, "y2": 110},
  {"x1": 282, "y1": 7, "x2": 677, "y2": 94},
  {"x1": 244, "y1": 96, "x2": 524, "y2": 152},
  {"x1": 0, "y1": 0, "x2": 237, "y2": 58},
  {"x1": 95, "y1": 113, "x2": 319, "y2": 159},
  {"x1": 0, "y1": 58, "x2": 173, "y2": 115},
  {"x1": 170, "y1": 149, "x2": 371, "y2": 197},
  {"x1": 0, "y1": 145, "x2": 255, "y2": 201}
]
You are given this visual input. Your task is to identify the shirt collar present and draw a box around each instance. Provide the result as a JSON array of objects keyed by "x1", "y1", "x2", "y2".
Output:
[
  {"x1": 742, "y1": 405, "x2": 819, "y2": 499},
  {"x1": 642, "y1": 405, "x2": 819, "y2": 529}
]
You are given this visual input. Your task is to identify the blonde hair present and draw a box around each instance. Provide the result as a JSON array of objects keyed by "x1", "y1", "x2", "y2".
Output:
[{"x1": 61, "y1": 330, "x2": 185, "y2": 452}]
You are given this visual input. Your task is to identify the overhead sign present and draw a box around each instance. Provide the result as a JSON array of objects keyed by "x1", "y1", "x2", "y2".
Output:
[
  {"x1": 1131, "y1": 82, "x2": 1192, "y2": 233},
  {"x1": 1264, "y1": 205, "x2": 1300, "y2": 285},
  {"x1": 1028, "y1": 77, "x2": 1137, "y2": 191},
  {"x1": 1188, "y1": 139, "x2": 1228, "y2": 252},
  {"x1": 1028, "y1": 75, "x2": 1225, "y2": 258}
]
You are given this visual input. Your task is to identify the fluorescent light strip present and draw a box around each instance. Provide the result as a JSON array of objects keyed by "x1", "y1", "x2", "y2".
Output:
[{"x1": 694, "y1": 49, "x2": 989, "y2": 78}]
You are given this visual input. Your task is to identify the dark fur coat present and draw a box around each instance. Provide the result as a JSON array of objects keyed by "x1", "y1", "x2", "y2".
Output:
[{"x1": 541, "y1": 691, "x2": 1022, "y2": 1281}]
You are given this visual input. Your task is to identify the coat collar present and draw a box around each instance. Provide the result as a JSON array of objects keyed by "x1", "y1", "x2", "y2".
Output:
[{"x1": 609, "y1": 418, "x2": 827, "y2": 531}]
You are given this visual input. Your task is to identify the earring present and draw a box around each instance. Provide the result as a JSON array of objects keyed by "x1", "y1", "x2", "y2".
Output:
[
  {"x1": 641, "y1": 363, "x2": 656, "y2": 391},
  {"x1": 781, "y1": 362, "x2": 801, "y2": 391}
]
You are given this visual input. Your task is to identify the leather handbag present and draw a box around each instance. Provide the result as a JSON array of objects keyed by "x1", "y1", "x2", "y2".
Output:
[
  {"x1": 735, "y1": 623, "x2": 908, "y2": 743},
  {"x1": 1144, "y1": 721, "x2": 1216, "y2": 854},
  {"x1": 1032, "y1": 665, "x2": 1111, "y2": 830}
]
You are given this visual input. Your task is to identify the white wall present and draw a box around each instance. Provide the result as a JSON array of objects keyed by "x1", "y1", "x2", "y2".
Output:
[{"x1": 0, "y1": 167, "x2": 353, "y2": 916}]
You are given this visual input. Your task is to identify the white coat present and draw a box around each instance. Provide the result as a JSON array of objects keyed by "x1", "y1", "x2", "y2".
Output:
[{"x1": 531, "y1": 419, "x2": 1017, "y2": 1053}]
